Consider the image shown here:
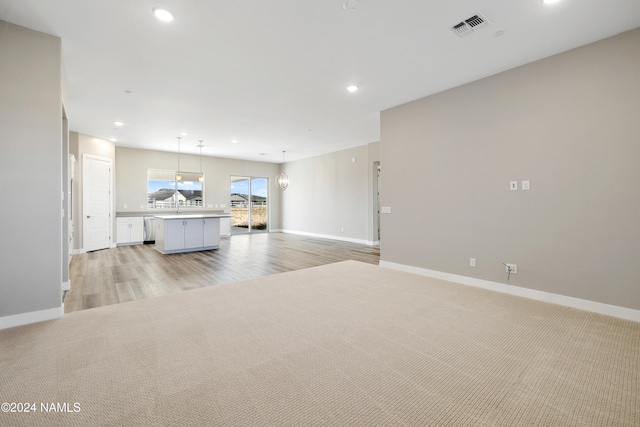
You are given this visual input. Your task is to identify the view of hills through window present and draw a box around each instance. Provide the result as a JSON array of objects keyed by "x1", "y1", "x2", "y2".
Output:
[{"x1": 147, "y1": 169, "x2": 203, "y2": 209}]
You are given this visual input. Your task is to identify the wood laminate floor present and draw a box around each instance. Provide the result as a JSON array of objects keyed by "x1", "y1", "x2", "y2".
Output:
[{"x1": 65, "y1": 232, "x2": 380, "y2": 313}]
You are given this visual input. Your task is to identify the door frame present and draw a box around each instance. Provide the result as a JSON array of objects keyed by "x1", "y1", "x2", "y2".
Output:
[
  {"x1": 229, "y1": 175, "x2": 270, "y2": 234},
  {"x1": 82, "y1": 154, "x2": 113, "y2": 252},
  {"x1": 373, "y1": 161, "x2": 381, "y2": 244}
]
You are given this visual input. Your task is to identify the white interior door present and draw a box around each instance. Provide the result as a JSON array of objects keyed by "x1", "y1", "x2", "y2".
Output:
[{"x1": 83, "y1": 155, "x2": 112, "y2": 252}]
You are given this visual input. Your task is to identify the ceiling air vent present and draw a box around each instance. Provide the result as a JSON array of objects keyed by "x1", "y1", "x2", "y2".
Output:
[{"x1": 451, "y1": 13, "x2": 489, "y2": 37}]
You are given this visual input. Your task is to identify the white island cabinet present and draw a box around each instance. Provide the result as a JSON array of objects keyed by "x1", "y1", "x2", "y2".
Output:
[{"x1": 154, "y1": 214, "x2": 229, "y2": 254}]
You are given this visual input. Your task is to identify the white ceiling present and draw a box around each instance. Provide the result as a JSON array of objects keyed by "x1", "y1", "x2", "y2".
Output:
[{"x1": 2, "y1": 0, "x2": 639, "y2": 162}]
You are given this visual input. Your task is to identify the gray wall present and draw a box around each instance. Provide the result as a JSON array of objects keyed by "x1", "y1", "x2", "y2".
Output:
[
  {"x1": 380, "y1": 29, "x2": 640, "y2": 310},
  {"x1": 281, "y1": 142, "x2": 380, "y2": 244},
  {"x1": 0, "y1": 21, "x2": 63, "y2": 318},
  {"x1": 114, "y1": 146, "x2": 282, "y2": 231}
]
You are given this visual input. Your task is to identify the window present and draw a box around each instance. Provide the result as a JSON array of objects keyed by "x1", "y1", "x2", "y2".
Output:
[{"x1": 147, "y1": 169, "x2": 203, "y2": 209}]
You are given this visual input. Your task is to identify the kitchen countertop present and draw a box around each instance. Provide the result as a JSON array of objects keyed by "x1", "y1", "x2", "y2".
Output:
[
  {"x1": 154, "y1": 213, "x2": 231, "y2": 220},
  {"x1": 116, "y1": 211, "x2": 228, "y2": 218}
]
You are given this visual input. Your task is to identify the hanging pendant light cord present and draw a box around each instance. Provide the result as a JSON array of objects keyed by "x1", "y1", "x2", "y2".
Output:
[
  {"x1": 177, "y1": 136, "x2": 181, "y2": 172},
  {"x1": 198, "y1": 140, "x2": 205, "y2": 183}
]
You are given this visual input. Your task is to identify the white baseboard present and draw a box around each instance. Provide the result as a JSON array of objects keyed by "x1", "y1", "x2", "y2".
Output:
[
  {"x1": 379, "y1": 261, "x2": 640, "y2": 323},
  {"x1": 0, "y1": 306, "x2": 63, "y2": 330},
  {"x1": 279, "y1": 229, "x2": 375, "y2": 246}
]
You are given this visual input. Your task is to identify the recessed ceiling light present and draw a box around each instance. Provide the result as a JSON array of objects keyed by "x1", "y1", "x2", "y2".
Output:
[
  {"x1": 542, "y1": 0, "x2": 561, "y2": 4},
  {"x1": 346, "y1": 85, "x2": 359, "y2": 93},
  {"x1": 110, "y1": 138, "x2": 117, "y2": 142},
  {"x1": 114, "y1": 121, "x2": 124, "y2": 126},
  {"x1": 153, "y1": 7, "x2": 174, "y2": 22},
  {"x1": 343, "y1": 0, "x2": 359, "y2": 11},
  {"x1": 180, "y1": 131, "x2": 188, "y2": 136},
  {"x1": 232, "y1": 139, "x2": 238, "y2": 144}
]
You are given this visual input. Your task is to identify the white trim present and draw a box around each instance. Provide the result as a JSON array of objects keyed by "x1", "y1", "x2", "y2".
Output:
[
  {"x1": 279, "y1": 229, "x2": 375, "y2": 246},
  {"x1": 61, "y1": 281, "x2": 70, "y2": 291},
  {"x1": 379, "y1": 261, "x2": 640, "y2": 323},
  {"x1": 0, "y1": 306, "x2": 63, "y2": 330}
]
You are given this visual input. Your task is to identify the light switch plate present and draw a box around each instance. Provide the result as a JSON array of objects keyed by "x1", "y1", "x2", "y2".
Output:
[
  {"x1": 522, "y1": 180, "x2": 530, "y2": 190},
  {"x1": 381, "y1": 206, "x2": 392, "y2": 214},
  {"x1": 510, "y1": 181, "x2": 518, "y2": 191}
]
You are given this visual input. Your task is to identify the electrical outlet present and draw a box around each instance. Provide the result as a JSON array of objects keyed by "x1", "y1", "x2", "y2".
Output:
[
  {"x1": 505, "y1": 263, "x2": 517, "y2": 274},
  {"x1": 470, "y1": 258, "x2": 476, "y2": 267},
  {"x1": 522, "y1": 180, "x2": 530, "y2": 190}
]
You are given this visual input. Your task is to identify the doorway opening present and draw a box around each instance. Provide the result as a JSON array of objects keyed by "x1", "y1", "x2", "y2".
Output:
[{"x1": 230, "y1": 176, "x2": 269, "y2": 234}]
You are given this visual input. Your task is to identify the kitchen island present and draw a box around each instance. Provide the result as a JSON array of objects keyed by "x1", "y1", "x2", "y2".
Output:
[{"x1": 154, "y1": 214, "x2": 231, "y2": 254}]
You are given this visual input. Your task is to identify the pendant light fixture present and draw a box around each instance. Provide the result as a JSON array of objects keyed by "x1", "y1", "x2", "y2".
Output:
[
  {"x1": 175, "y1": 136, "x2": 182, "y2": 181},
  {"x1": 197, "y1": 140, "x2": 204, "y2": 183},
  {"x1": 275, "y1": 150, "x2": 289, "y2": 191}
]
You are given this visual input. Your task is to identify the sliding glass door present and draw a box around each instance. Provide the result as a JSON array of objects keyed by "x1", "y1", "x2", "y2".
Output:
[{"x1": 230, "y1": 176, "x2": 268, "y2": 234}]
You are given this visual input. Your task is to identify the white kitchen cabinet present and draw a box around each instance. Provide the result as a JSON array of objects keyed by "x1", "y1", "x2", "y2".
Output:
[
  {"x1": 154, "y1": 214, "x2": 229, "y2": 254},
  {"x1": 204, "y1": 217, "x2": 221, "y2": 246},
  {"x1": 162, "y1": 218, "x2": 204, "y2": 251},
  {"x1": 161, "y1": 219, "x2": 187, "y2": 251},
  {"x1": 184, "y1": 218, "x2": 204, "y2": 249},
  {"x1": 116, "y1": 217, "x2": 144, "y2": 245},
  {"x1": 219, "y1": 217, "x2": 231, "y2": 237}
]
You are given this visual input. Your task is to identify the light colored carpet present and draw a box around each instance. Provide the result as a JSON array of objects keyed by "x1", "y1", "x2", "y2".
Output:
[{"x1": 0, "y1": 260, "x2": 638, "y2": 426}]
